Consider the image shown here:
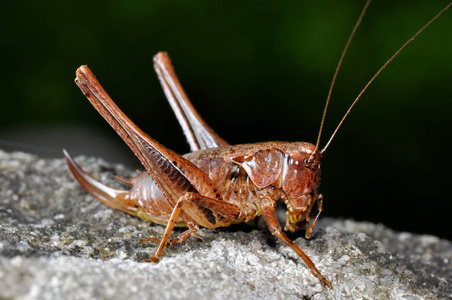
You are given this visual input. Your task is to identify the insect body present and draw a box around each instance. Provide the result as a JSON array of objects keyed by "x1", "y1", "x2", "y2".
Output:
[
  {"x1": 65, "y1": 60, "x2": 328, "y2": 285},
  {"x1": 64, "y1": 1, "x2": 451, "y2": 289}
]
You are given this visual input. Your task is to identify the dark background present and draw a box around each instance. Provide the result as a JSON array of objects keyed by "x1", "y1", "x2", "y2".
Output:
[{"x1": 1, "y1": 1, "x2": 451, "y2": 240}]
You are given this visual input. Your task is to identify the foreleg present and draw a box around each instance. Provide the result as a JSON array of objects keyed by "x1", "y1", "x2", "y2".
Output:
[
  {"x1": 305, "y1": 194, "x2": 323, "y2": 239},
  {"x1": 260, "y1": 196, "x2": 332, "y2": 288}
]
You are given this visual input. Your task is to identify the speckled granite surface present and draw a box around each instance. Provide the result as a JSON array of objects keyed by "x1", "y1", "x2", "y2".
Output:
[{"x1": 1, "y1": 150, "x2": 451, "y2": 299}]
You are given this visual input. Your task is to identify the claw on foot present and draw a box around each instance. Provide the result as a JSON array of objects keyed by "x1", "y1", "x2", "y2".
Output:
[{"x1": 320, "y1": 277, "x2": 333, "y2": 289}]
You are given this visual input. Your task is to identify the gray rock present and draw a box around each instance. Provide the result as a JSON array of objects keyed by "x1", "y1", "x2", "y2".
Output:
[{"x1": 0, "y1": 150, "x2": 450, "y2": 299}]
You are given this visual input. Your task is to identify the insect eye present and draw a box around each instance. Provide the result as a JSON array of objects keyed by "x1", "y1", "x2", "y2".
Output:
[{"x1": 303, "y1": 158, "x2": 311, "y2": 168}]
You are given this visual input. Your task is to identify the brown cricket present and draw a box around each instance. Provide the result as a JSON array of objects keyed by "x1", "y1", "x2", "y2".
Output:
[{"x1": 64, "y1": 1, "x2": 451, "y2": 289}]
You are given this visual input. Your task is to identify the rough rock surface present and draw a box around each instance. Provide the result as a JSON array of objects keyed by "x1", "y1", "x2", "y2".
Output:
[{"x1": 0, "y1": 150, "x2": 451, "y2": 299}]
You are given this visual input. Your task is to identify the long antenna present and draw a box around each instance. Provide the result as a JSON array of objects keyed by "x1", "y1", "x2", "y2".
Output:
[
  {"x1": 320, "y1": 2, "x2": 452, "y2": 154},
  {"x1": 314, "y1": 0, "x2": 372, "y2": 153}
]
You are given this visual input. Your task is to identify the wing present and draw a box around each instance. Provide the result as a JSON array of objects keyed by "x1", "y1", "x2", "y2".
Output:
[{"x1": 153, "y1": 52, "x2": 229, "y2": 151}]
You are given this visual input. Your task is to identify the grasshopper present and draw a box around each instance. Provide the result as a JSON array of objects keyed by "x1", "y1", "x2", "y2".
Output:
[{"x1": 64, "y1": 1, "x2": 451, "y2": 288}]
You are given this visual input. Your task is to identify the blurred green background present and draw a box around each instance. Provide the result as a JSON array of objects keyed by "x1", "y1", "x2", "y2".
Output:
[{"x1": 1, "y1": 1, "x2": 451, "y2": 240}]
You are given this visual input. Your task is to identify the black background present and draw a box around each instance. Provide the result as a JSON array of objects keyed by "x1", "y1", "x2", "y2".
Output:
[{"x1": 1, "y1": 1, "x2": 451, "y2": 240}]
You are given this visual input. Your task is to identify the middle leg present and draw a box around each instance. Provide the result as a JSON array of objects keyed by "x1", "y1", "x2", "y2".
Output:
[{"x1": 145, "y1": 192, "x2": 242, "y2": 262}]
